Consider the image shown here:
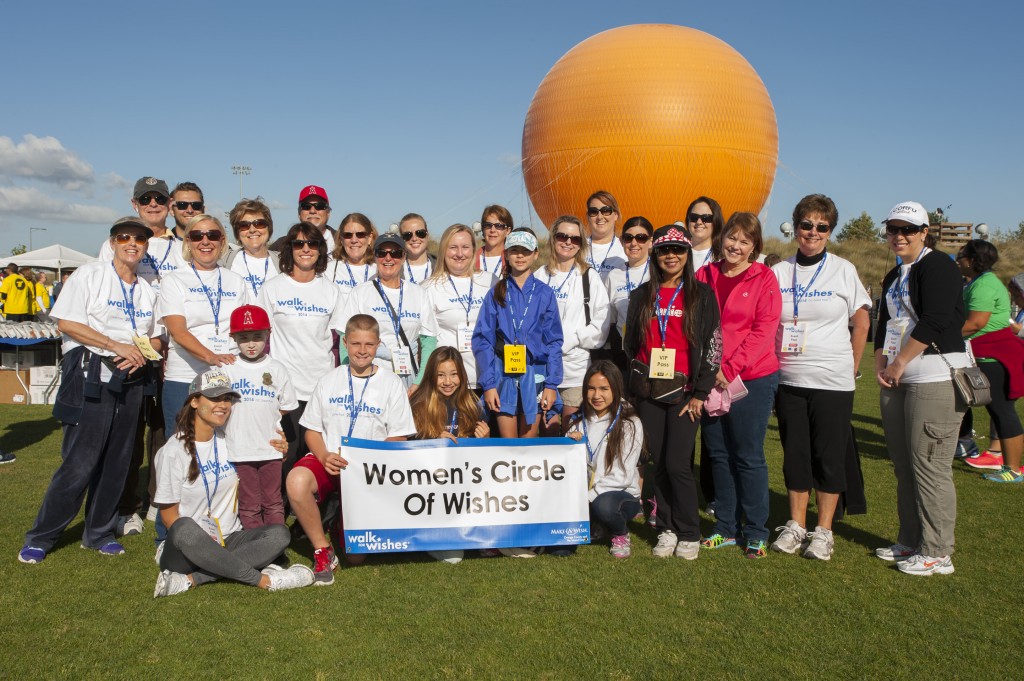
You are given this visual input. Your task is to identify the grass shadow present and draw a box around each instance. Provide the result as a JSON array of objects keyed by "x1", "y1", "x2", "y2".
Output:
[{"x1": 0, "y1": 417, "x2": 60, "y2": 453}]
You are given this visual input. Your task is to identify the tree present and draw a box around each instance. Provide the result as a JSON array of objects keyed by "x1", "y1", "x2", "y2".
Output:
[
  {"x1": 1009, "y1": 220, "x2": 1024, "y2": 241},
  {"x1": 835, "y1": 212, "x2": 879, "y2": 243},
  {"x1": 9, "y1": 244, "x2": 26, "y2": 256}
]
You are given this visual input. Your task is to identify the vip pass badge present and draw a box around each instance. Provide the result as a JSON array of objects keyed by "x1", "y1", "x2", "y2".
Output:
[
  {"x1": 650, "y1": 280, "x2": 684, "y2": 379},
  {"x1": 504, "y1": 279, "x2": 535, "y2": 375}
]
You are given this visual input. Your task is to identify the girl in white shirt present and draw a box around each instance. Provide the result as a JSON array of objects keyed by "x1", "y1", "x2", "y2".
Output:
[
  {"x1": 584, "y1": 190, "x2": 627, "y2": 281},
  {"x1": 326, "y1": 213, "x2": 378, "y2": 297},
  {"x1": 604, "y1": 216, "x2": 653, "y2": 369}
]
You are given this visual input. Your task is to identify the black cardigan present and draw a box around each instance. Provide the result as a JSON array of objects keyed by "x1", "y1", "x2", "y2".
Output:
[
  {"x1": 873, "y1": 249, "x2": 966, "y2": 354},
  {"x1": 623, "y1": 280, "x2": 722, "y2": 400}
]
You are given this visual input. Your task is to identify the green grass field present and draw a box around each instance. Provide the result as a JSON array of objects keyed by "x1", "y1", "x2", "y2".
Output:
[{"x1": 2, "y1": 352, "x2": 1022, "y2": 679}]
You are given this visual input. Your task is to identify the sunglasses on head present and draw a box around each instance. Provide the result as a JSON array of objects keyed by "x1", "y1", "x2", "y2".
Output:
[
  {"x1": 885, "y1": 224, "x2": 924, "y2": 237},
  {"x1": 688, "y1": 213, "x2": 714, "y2": 224},
  {"x1": 553, "y1": 232, "x2": 583, "y2": 246},
  {"x1": 342, "y1": 231, "x2": 369, "y2": 240},
  {"x1": 237, "y1": 219, "x2": 269, "y2": 231},
  {"x1": 113, "y1": 233, "x2": 149, "y2": 244},
  {"x1": 174, "y1": 201, "x2": 204, "y2": 211},
  {"x1": 137, "y1": 194, "x2": 168, "y2": 206},
  {"x1": 621, "y1": 232, "x2": 651, "y2": 244},
  {"x1": 482, "y1": 221, "x2": 508, "y2": 231},
  {"x1": 187, "y1": 230, "x2": 223, "y2": 243},
  {"x1": 401, "y1": 229, "x2": 428, "y2": 241},
  {"x1": 798, "y1": 221, "x2": 831, "y2": 234},
  {"x1": 300, "y1": 201, "x2": 328, "y2": 212},
  {"x1": 291, "y1": 238, "x2": 323, "y2": 249},
  {"x1": 587, "y1": 206, "x2": 615, "y2": 217},
  {"x1": 656, "y1": 244, "x2": 688, "y2": 255},
  {"x1": 375, "y1": 248, "x2": 404, "y2": 259}
]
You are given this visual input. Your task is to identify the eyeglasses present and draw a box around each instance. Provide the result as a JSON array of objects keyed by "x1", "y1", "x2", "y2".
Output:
[
  {"x1": 401, "y1": 229, "x2": 428, "y2": 241},
  {"x1": 291, "y1": 239, "x2": 323, "y2": 249},
  {"x1": 656, "y1": 245, "x2": 688, "y2": 255},
  {"x1": 688, "y1": 213, "x2": 714, "y2": 224},
  {"x1": 174, "y1": 201, "x2": 204, "y2": 211},
  {"x1": 300, "y1": 201, "x2": 328, "y2": 212},
  {"x1": 885, "y1": 224, "x2": 924, "y2": 237},
  {"x1": 587, "y1": 206, "x2": 615, "y2": 217},
  {"x1": 113, "y1": 233, "x2": 149, "y2": 244},
  {"x1": 375, "y1": 248, "x2": 404, "y2": 259},
  {"x1": 187, "y1": 230, "x2": 224, "y2": 243},
  {"x1": 553, "y1": 232, "x2": 583, "y2": 246},
  {"x1": 237, "y1": 219, "x2": 269, "y2": 231},
  {"x1": 798, "y1": 221, "x2": 831, "y2": 234},
  {"x1": 137, "y1": 194, "x2": 168, "y2": 206},
  {"x1": 621, "y1": 232, "x2": 651, "y2": 244},
  {"x1": 482, "y1": 221, "x2": 508, "y2": 231},
  {"x1": 342, "y1": 231, "x2": 369, "y2": 240}
]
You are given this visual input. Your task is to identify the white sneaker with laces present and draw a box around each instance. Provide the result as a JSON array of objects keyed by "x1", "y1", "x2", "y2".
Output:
[
  {"x1": 154, "y1": 570, "x2": 191, "y2": 598},
  {"x1": 652, "y1": 531, "x2": 678, "y2": 558},
  {"x1": 897, "y1": 554, "x2": 954, "y2": 576},
  {"x1": 265, "y1": 564, "x2": 315, "y2": 591},
  {"x1": 802, "y1": 526, "x2": 834, "y2": 561},
  {"x1": 674, "y1": 540, "x2": 700, "y2": 560},
  {"x1": 122, "y1": 513, "x2": 144, "y2": 536},
  {"x1": 770, "y1": 520, "x2": 808, "y2": 554},
  {"x1": 875, "y1": 543, "x2": 915, "y2": 562}
]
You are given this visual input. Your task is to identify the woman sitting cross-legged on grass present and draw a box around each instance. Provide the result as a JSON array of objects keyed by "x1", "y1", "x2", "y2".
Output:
[
  {"x1": 151, "y1": 369, "x2": 315, "y2": 598},
  {"x1": 565, "y1": 361, "x2": 645, "y2": 558}
]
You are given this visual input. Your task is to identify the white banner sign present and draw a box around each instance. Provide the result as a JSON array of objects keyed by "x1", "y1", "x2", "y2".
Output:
[{"x1": 339, "y1": 437, "x2": 591, "y2": 553}]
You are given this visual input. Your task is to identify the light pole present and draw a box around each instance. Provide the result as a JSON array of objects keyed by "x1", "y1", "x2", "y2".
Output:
[
  {"x1": 232, "y1": 165, "x2": 251, "y2": 199},
  {"x1": 29, "y1": 226, "x2": 47, "y2": 251}
]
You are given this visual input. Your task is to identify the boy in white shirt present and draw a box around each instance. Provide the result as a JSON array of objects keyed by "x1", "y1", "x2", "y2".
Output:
[
  {"x1": 286, "y1": 314, "x2": 416, "y2": 585},
  {"x1": 223, "y1": 305, "x2": 298, "y2": 529}
]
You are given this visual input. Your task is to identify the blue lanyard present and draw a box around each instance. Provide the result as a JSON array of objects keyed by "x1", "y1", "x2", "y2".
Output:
[
  {"x1": 1015, "y1": 309, "x2": 1024, "y2": 324},
  {"x1": 145, "y1": 236, "x2": 176, "y2": 279},
  {"x1": 345, "y1": 262, "x2": 369, "y2": 287},
  {"x1": 447, "y1": 407, "x2": 459, "y2": 434},
  {"x1": 374, "y1": 279, "x2": 405, "y2": 340},
  {"x1": 346, "y1": 367, "x2": 374, "y2": 438},
  {"x1": 509, "y1": 278, "x2": 536, "y2": 344},
  {"x1": 791, "y1": 253, "x2": 827, "y2": 322},
  {"x1": 241, "y1": 251, "x2": 269, "y2": 296},
  {"x1": 406, "y1": 260, "x2": 431, "y2": 283},
  {"x1": 112, "y1": 263, "x2": 138, "y2": 333},
  {"x1": 892, "y1": 248, "x2": 927, "y2": 319},
  {"x1": 191, "y1": 264, "x2": 224, "y2": 334},
  {"x1": 448, "y1": 275, "x2": 475, "y2": 325},
  {"x1": 587, "y1": 237, "x2": 618, "y2": 272},
  {"x1": 581, "y1": 405, "x2": 621, "y2": 468},
  {"x1": 487, "y1": 255, "x2": 503, "y2": 276},
  {"x1": 198, "y1": 437, "x2": 222, "y2": 515},
  {"x1": 655, "y1": 281, "x2": 685, "y2": 349},
  {"x1": 625, "y1": 261, "x2": 649, "y2": 293},
  {"x1": 546, "y1": 267, "x2": 575, "y2": 295}
]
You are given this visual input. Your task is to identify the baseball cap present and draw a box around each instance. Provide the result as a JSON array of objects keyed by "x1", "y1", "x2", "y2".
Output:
[
  {"x1": 883, "y1": 201, "x2": 929, "y2": 227},
  {"x1": 229, "y1": 304, "x2": 271, "y2": 334},
  {"x1": 504, "y1": 230, "x2": 538, "y2": 252},
  {"x1": 109, "y1": 216, "x2": 155, "y2": 239},
  {"x1": 651, "y1": 225, "x2": 693, "y2": 250},
  {"x1": 188, "y1": 369, "x2": 240, "y2": 400},
  {"x1": 374, "y1": 232, "x2": 406, "y2": 253},
  {"x1": 133, "y1": 177, "x2": 170, "y2": 201},
  {"x1": 299, "y1": 185, "x2": 330, "y2": 205}
]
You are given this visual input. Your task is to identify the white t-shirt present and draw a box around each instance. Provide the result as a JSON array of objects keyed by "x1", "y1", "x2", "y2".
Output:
[
  {"x1": 153, "y1": 432, "x2": 242, "y2": 537},
  {"x1": 586, "y1": 237, "x2": 627, "y2": 282},
  {"x1": 567, "y1": 410, "x2": 643, "y2": 502},
  {"x1": 422, "y1": 272, "x2": 496, "y2": 388},
  {"x1": 156, "y1": 267, "x2": 250, "y2": 383},
  {"x1": 479, "y1": 254, "x2": 504, "y2": 279},
  {"x1": 342, "y1": 279, "x2": 439, "y2": 373},
  {"x1": 403, "y1": 260, "x2": 433, "y2": 284},
  {"x1": 257, "y1": 274, "x2": 345, "y2": 401},
  {"x1": 49, "y1": 261, "x2": 163, "y2": 357},
  {"x1": 229, "y1": 251, "x2": 280, "y2": 298},
  {"x1": 605, "y1": 262, "x2": 650, "y2": 339},
  {"x1": 299, "y1": 365, "x2": 417, "y2": 450},
  {"x1": 772, "y1": 254, "x2": 872, "y2": 391},
  {"x1": 538, "y1": 266, "x2": 610, "y2": 388},
  {"x1": 223, "y1": 355, "x2": 299, "y2": 463},
  {"x1": 690, "y1": 247, "x2": 715, "y2": 271},
  {"x1": 99, "y1": 234, "x2": 184, "y2": 295},
  {"x1": 326, "y1": 257, "x2": 377, "y2": 297}
]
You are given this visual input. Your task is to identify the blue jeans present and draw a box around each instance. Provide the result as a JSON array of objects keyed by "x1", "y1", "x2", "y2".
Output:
[
  {"x1": 702, "y1": 371, "x2": 778, "y2": 544},
  {"x1": 590, "y1": 491, "x2": 642, "y2": 536},
  {"x1": 161, "y1": 380, "x2": 192, "y2": 436}
]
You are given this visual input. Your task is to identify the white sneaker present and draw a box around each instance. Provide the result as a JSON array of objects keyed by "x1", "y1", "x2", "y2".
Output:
[
  {"x1": 153, "y1": 570, "x2": 191, "y2": 598},
  {"x1": 652, "y1": 531, "x2": 678, "y2": 558},
  {"x1": 264, "y1": 564, "x2": 315, "y2": 591},
  {"x1": 427, "y1": 550, "x2": 464, "y2": 564},
  {"x1": 875, "y1": 543, "x2": 915, "y2": 562},
  {"x1": 154, "y1": 541, "x2": 164, "y2": 566},
  {"x1": 674, "y1": 540, "x2": 700, "y2": 560},
  {"x1": 498, "y1": 547, "x2": 540, "y2": 558},
  {"x1": 146, "y1": 506, "x2": 158, "y2": 522},
  {"x1": 802, "y1": 526, "x2": 834, "y2": 561},
  {"x1": 771, "y1": 520, "x2": 808, "y2": 554},
  {"x1": 897, "y1": 554, "x2": 954, "y2": 576},
  {"x1": 122, "y1": 513, "x2": 144, "y2": 536}
]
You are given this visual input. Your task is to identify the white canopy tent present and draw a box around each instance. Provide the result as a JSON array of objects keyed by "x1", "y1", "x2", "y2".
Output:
[{"x1": 0, "y1": 244, "x2": 96, "y2": 273}]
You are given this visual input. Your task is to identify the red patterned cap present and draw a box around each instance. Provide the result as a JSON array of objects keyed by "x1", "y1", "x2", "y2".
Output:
[
  {"x1": 651, "y1": 225, "x2": 692, "y2": 249},
  {"x1": 230, "y1": 304, "x2": 271, "y2": 334},
  {"x1": 298, "y1": 185, "x2": 329, "y2": 205}
]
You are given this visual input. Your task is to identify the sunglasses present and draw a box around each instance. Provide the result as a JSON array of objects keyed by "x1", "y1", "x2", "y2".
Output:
[
  {"x1": 553, "y1": 232, "x2": 583, "y2": 246},
  {"x1": 656, "y1": 245, "x2": 689, "y2": 255},
  {"x1": 688, "y1": 213, "x2": 714, "y2": 224},
  {"x1": 137, "y1": 194, "x2": 168, "y2": 206},
  {"x1": 300, "y1": 201, "x2": 328, "y2": 211},
  {"x1": 291, "y1": 238, "x2": 323, "y2": 249},
  {"x1": 375, "y1": 248, "x2": 404, "y2": 259},
  {"x1": 885, "y1": 224, "x2": 924, "y2": 237},
  {"x1": 587, "y1": 206, "x2": 615, "y2": 217},
  {"x1": 342, "y1": 231, "x2": 369, "y2": 240},
  {"x1": 621, "y1": 232, "x2": 651, "y2": 244},
  {"x1": 401, "y1": 229, "x2": 428, "y2": 241},
  {"x1": 187, "y1": 230, "x2": 224, "y2": 243},
  {"x1": 798, "y1": 221, "x2": 831, "y2": 234},
  {"x1": 482, "y1": 221, "x2": 508, "y2": 231},
  {"x1": 174, "y1": 201, "x2": 204, "y2": 211},
  {"x1": 113, "y1": 233, "x2": 149, "y2": 244},
  {"x1": 237, "y1": 219, "x2": 269, "y2": 231}
]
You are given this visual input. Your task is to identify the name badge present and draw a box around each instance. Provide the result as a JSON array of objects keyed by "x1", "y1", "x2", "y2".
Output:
[
  {"x1": 132, "y1": 334, "x2": 162, "y2": 361},
  {"x1": 649, "y1": 348, "x2": 676, "y2": 379},
  {"x1": 780, "y1": 323, "x2": 806, "y2": 354},
  {"x1": 197, "y1": 514, "x2": 225, "y2": 546},
  {"x1": 884, "y1": 318, "x2": 908, "y2": 361},
  {"x1": 504, "y1": 344, "x2": 527, "y2": 374},
  {"x1": 457, "y1": 324, "x2": 473, "y2": 353},
  {"x1": 208, "y1": 335, "x2": 230, "y2": 355},
  {"x1": 391, "y1": 346, "x2": 413, "y2": 375}
]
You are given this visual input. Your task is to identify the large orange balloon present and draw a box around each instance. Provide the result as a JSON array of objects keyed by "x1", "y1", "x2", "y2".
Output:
[{"x1": 522, "y1": 24, "x2": 778, "y2": 230}]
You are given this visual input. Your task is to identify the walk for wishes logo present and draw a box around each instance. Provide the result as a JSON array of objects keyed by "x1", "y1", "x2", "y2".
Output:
[{"x1": 275, "y1": 297, "x2": 329, "y2": 315}]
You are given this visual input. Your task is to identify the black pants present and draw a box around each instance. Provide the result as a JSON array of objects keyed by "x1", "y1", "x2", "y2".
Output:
[
  {"x1": 636, "y1": 399, "x2": 700, "y2": 541},
  {"x1": 775, "y1": 384, "x2": 854, "y2": 493},
  {"x1": 979, "y1": 360, "x2": 1023, "y2": 439}
]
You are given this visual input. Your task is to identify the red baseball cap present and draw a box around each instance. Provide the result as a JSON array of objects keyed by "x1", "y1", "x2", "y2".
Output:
[
  {"x1": 298, "y1": 185, "x2": 329, "y2": 205},
  {"x1": 230, "y1": 305, "x2": 272, "y2": 334}
]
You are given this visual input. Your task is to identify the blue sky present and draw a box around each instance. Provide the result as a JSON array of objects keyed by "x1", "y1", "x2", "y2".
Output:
[{"x1": 1, "y1": 0, "x2": 1021, "y2": 256}]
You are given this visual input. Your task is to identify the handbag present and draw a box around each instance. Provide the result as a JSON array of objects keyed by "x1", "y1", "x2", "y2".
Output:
[
  {"x1": 628, "y1": 359, "x2": 689, "y2": 405},
  {"x1": 932, "y1": 342, "x2": 992, "y2": 407}
]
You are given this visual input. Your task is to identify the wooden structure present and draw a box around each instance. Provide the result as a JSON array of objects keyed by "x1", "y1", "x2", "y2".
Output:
[{"x1": 931, "y1": 222, "x2": 972, "y2": 250}]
